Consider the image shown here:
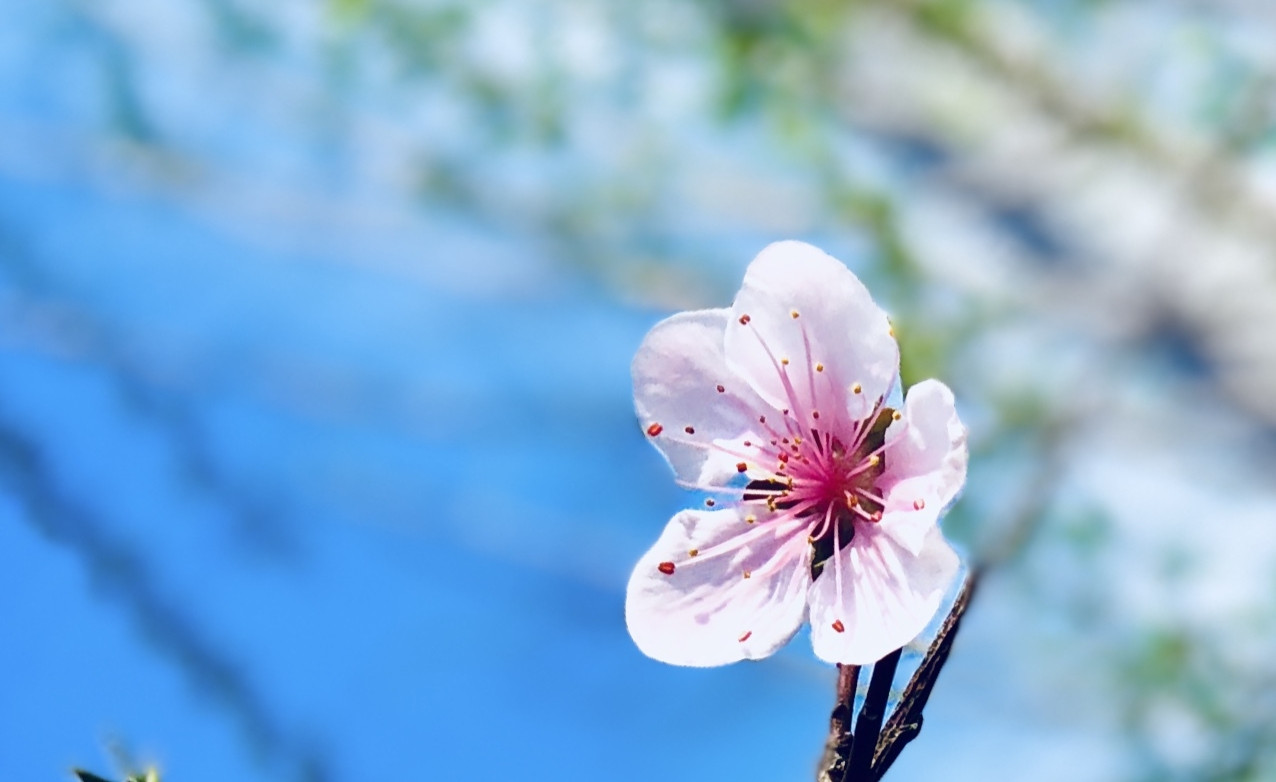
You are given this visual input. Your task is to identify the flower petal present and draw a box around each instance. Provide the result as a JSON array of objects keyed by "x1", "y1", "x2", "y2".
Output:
[
  {"x1": 723, "y1": 241, "x2": 898, "y2": 430},
  {"x1": 633, "y1": 308, "x2": 771, "y2": 487},
  {"x1": 625, "y1": 507, "x2": 812, "y2": 667},
  {"x1": 807, "y1": 526, "x2": 959, "y2": 665},
  {"x1": 878, "y1": 379, "x2": 968, "y2": 554}
]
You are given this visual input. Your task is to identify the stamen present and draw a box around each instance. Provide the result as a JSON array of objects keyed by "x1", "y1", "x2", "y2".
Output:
[
  {"x1": 790, "y1": 309, "x2": 800, "y2": 319},
  {"x1": 742, "y1": 569, "x2": 752, "y2": 579},
  {"x1": 815, "y1": 363, "x2": 824, "y2": 372},
  {"x1": 684, "y1": 425, "x2": 696, "y2": 434},
  {"x1": 913, "y1": 498, "x2": 926, "y2": 511},
  {"x1": 658, "y1": 562, "x2": 675, "y2": 575},
  {"x1": 739, "y1": 314, "x2": 751, "y2": 325},
  {"x1": 832, "y1": 619, "x2": 845, "y2": 633},
  {"x1": 704, "y1": 499, "x2": 715, "y2": 507},
  {"x1": 852, "y1": 383, "x2": 862, "y2": 394},
  {"x1": 781, "y1": 358, "x2": 790, "y2": 366},
  {"x1": 738, "y1": 630, "x2": 752, "y2": 642},
  {"x1": 646, "y1": 423, "x2": 663, "y2": 437},
  {"x1": 689, "y1": 548, "x2": 699, "y2": 557},
  {"x1": 716, "y1": 384, "x2": 725, "y2": 393},
  {"x1": 736, "y1": 462, "x2": 748, "y2": 473}
]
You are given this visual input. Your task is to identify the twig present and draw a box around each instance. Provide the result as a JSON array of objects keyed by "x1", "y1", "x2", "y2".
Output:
[
  {"x1": 844, "y1": 648, "x2": 902, "y2": 781},
  {"x1": 871, "y1": 570, "x2": 981, "y2": 779},
  {"x1": 817, "y1": 664, "x2": 860, "y2": 782}
]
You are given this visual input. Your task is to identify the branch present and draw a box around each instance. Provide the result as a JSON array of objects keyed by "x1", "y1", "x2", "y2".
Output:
[
  {"x1": 845, "y1": 649, "x2": 902, "y2": 781},
  {"x1": 870, "y1": 570, "x2": 980, "y2": 779},
  {"x1": 816, "y1": 664, "x2": 860, "y2": 782}
]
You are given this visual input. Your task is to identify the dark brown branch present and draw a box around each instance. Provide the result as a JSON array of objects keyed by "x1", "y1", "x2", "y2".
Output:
[
  {"x1": 870, "y1": 570, "x2": 981, "y2": 779},
  {"x1": 844, "y1": 648, "x2": 901, "y2": 781},
  {"x1": 817, "y1": 664, "x2": 860, "y2": 782}
]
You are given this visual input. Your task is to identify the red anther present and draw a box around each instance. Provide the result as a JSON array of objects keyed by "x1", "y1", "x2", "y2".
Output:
[
  {"x1": 738, "y1": 630, "x2": 752, "y2": 642},
  {"x1": 913, "y1": 498, "x2": 926, "y2": 511},
  {"x1": 657, "y1": 561, "x2": 676, "y2": 575},
  {"x1": 684, "y1": 425, "x2": 695, "y2": 434},
  {"x1": 716, "y1": 384, "x2": 725, "y2": 393},
  {"x1": 646, "y1": 423, "x2": 663, "y2": 437},
  {"x1": 739, "y1": 314, "x2": 751, "y2": 325},
  {"x1": 736, "y1": 462, "x2": 748, "y2": 473},
  {"x1": 778, "y1": 452, "x2": 789, "y2": 463},
  {"x1": 832, "y1": 619, "x2": 845, "y2": 633}
]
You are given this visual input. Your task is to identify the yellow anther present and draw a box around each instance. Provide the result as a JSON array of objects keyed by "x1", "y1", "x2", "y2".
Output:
[
  {"x1": 790, "y1": 310, "x2": 799, "y2": 319},
  {"x1": 781, "y1": 357, "x2": 790, "y2": 366},
  {"x1": 868, "y1": 455, "x2": 880, "y2": 467},
  {"x1": 852, "y1": 383, "x2": 863, "y2": 394},
  {"x1": 815, "y1": 363, "x2": 824, "y2": 372},
  {"x1": 745, "y1": 515, "x2": 757, "y2": 524},
  {"x1": 891, "y1": 411, "x2": 902, "y2": 421},
  {"x1": 689, "y1": 548, "x2": 699, "y2": 557}
]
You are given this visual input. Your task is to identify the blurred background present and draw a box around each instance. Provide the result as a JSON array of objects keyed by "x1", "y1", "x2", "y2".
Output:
[{"x1": 3, "y1": 0, "x2": 1276, "y2": 780}]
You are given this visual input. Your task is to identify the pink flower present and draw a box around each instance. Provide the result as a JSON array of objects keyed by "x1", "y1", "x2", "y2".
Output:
[{"x1": 626, "y1": 241, "x2": 967, "y2": 666}]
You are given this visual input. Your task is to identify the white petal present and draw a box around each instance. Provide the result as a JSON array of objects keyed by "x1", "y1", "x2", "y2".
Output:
[
  {"x1": 723, "y1": 241, "x2": 898, "y2": 429},
  {"x1": 625, "y1": 508, "x2": 812, "y2": 667},
  {"x1": 633, "y1": 309, "x2": 771, "y2": 486},
  {"x1": 878, "y1": 379, "x2": 968, "y2": 554},
  {"x1": 808, "y1": 526, "x2": 960, "y2": 665}
]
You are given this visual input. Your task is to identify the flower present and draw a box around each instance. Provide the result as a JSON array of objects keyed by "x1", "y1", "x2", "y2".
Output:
[{"x1": 626, "y1": 241, "x2": 967, "y2": 666}]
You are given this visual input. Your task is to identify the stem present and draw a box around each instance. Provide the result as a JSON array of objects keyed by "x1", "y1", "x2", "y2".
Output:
[
  {"x1": 843, "y1": 648, "x2": 901, "y2": 781},
  {"x1": 817, "y1": 664, "x2": 860, "y2": 782},
  {"x1": 871, "y1": 571, "x2": 981, "y2": 778}
]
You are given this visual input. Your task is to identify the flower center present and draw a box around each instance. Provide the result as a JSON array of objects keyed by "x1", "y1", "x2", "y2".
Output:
[{"x1": 744, "y1": 406, "x2": 895, "y2": 579}]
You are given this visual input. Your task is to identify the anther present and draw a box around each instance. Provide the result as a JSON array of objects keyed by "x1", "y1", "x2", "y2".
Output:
[
  {"x1": 745, "y1": 515, "x2": 757, "y2": 524},
  {"x1": 705, "y1": 499, "x2": 715, "y2": 507},
  {"x1": 891, "y1": 411, "x2": 902, "y2": 422},
  {"x1": 759, "y1": 415, "x2": 767, "y2": 424},
  {"x1": 815, "y1": 363, "x2": 824, "y2": 372},
  {"x1": 743, "y1": 440, "x2": 751, "y2": 447},
  {"x1": 813, "y1": 410, "x2": 820, "y2": 419},
  {"x1": 716, "y1": 384, "x2": 725, "y2": 393},
  {"x1": 689, "y1": 548, "x2": 699, "y2": 557},
  {"x1": 832, "y1": 619, "x2": 845, "y2": 633},
  {"x1": 781, "y1": 357, "x2": 790, "y2": 366},
  {"x1": 852, "y1": 383, "x2": 863, "y2": 394},
  {"x1": 790, "y1": 310, "x2": 799, "y2": 319},
  {"x1": 793, "y1": 436, "x2": 803, "y2": 445},
  {"x1": 738, "y1": 630, "x2": 752, "y2": 642},
  {"x1": 658, "y1": 562, "x2": 675, "y2": 575},
  {"x1": 913, "y1": 498, "x2": 926, "y2": 511},
  {"x1": 646, "y1": 423, "x2": 663, "y2": 437},
  {"x1": 742, "y1": 569, "x2": 752, "y2": 579},
  {"x1": 684, "y1": 425, "x2": 695, "y2": 434},
  {"x1": 736, "y1": 462, "x2": 748, "y2": 473},
  {"x1": 868, "y1": 455, "x2": 880, "y2": 467},
  {"x1": 778, "y1": 452, "x2": 789, "y2": 463},
  {"x1": 739, "y1": 314, "x2": 751, "y2": 325}
]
